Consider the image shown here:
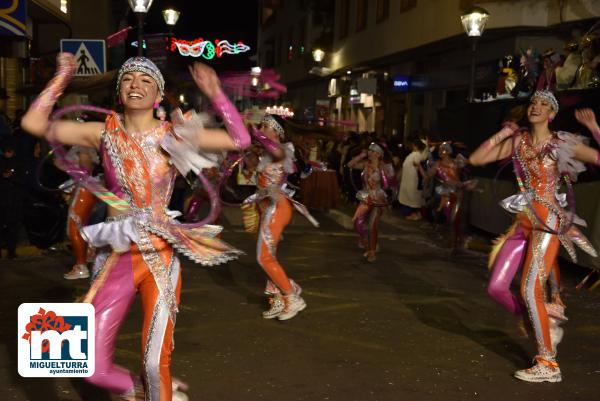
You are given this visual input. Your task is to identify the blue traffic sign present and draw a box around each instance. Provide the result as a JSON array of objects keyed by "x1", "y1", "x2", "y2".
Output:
[{"x1": 60, "y1": 39, "x2": 106, "y2": 76}]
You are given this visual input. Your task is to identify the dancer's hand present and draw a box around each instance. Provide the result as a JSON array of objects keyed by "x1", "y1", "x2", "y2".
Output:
[
  {"x1": 56, "y1": 52, "x2": 76, "y2": 76},
  {"x1": 501, "y1": 120, "x2": 519, "y2": 134},
  {"x1": 575, "y1": 108, "x2": 599, "y2": 132},
  {"x1": 189, "y1": 62, "x2": 222, "y2": 99}
]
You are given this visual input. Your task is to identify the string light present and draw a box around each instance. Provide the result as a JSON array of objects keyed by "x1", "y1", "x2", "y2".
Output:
[
  {"x1": 171, "y1": 37, "x2": 250, "y2": 59},
  {"x1": 265, "y1": 105, "x2": 294, "y2": 118}
]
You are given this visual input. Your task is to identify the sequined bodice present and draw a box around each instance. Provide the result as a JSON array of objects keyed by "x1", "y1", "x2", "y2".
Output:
[
  {"x1": 361, "y1": 164, "x2": 387, "y2": 204},
  {"x1": 362, "y1": 164, "x2": 382, "y2": 191},
  {"x1": 102, "y1": 114, "x2": 176, "y2": 213},
  {"x1": 436, "y1": 161, "x2": 460, "y2": 183},
  {"x1": 515, "y1": 132, "x2": 560, "y2": 207},
  {"x1": 258, "y1": 159, "x2": 286, "y2": 189}
]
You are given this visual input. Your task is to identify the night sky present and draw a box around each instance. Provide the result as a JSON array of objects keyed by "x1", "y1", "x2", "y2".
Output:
[{"x1": 129, "y1": 0, "x2": 259, "y2": 71}]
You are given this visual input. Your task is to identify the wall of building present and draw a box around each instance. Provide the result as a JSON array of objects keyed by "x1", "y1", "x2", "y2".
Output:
[{"x1": 331, "y1": 0, "x2": 599, "y2": 72}]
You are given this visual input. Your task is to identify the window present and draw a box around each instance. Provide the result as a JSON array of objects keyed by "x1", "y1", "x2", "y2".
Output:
[
  {"x1": 356, "y1": 0, "x2": 368, "y2": 32},
  {"x1": 338, "y1": 0, "x2": 349, "y2": 39},
  {"x1": 400, "y1": 0, "x2": 417, "y2": 13},
  {"x1": 376, "y1": 0, "x2": 389, "y2": 22}
]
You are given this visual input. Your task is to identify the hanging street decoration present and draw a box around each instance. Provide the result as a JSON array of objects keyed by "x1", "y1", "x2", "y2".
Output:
[{"x1": 170, "y1": 37, "x2": 250, "y2": 59}]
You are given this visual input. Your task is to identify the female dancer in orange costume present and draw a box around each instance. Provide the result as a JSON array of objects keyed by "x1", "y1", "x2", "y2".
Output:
[
  {"x1": 422, "y1": 142, "x2": 476, "y2": 250},
  {"x1": 244, "y1": 114, "x2": 318, "y2": 320},
  {"x1": 63, "y1": 146, "x2": 98, "y2": 279},
  {"x1": 470, "y1": 90, "x2": 599, "y2": 382},
  {"x1": 21, "y1": 54, "x2": 250, "y2": 400},
  {"x1": 347, "y1": 143, "x2": 394, "y2": 262}
]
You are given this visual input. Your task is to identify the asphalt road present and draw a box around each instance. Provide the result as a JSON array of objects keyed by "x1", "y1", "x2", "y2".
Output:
[{"x1": 1, "y1": 209, "x2": 599, "y2": 401}]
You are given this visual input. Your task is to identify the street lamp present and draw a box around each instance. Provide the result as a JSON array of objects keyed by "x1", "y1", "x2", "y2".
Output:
[
  {"x1": 460, "y1": 6, "x2": 489, "y2": 102},
  {"x1": 128, "y1": 0, "x2": 154, "y2": 56},
  {"x1": 312, "y1": 48, "x2": 325, "y2": 63},
  {"x1": 162, "y1": 8, "x2": 180, "y2": 31}
]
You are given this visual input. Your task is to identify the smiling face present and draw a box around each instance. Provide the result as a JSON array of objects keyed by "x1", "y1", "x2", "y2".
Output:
[
  {"x1": 367, "y1": 149, "x2": 381, "y2": 162},
  {"x1": 118, "y1": 71, "x2": 162, "y2": 111},
  {"x1": 527, "y1": 96, "x2": 556, "y2": 125}
]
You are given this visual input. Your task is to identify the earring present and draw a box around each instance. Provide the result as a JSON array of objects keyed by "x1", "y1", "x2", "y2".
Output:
[
  {"x1": 548, "y1": 117, "x2": 553, "y2": 123},
  {"x1": 153, "y1": 102, "x2": 160, "y2": 110}
]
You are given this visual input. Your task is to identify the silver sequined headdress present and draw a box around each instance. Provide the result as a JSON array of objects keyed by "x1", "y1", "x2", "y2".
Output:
[
  {"x1": 116, "y1": 57, "x2": 165, "y2": 96},
  {"x1": 368, "y1": 142, "x2": 384, "y2": 155},
  {"x1": 261, "y1": 114, "x2": 285, "y2": 137},
  {"x1": 531, "y1": 90, "x2": 559, "y2": 113},
  {"x1": 439, "y1": 141, "x2": 453, "y2": 155}
]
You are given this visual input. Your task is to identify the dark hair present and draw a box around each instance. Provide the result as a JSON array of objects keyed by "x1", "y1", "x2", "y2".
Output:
[
  {"x1": 406, "y1": 136, "x2": 425, "y2": 151},
  {"x1": 270, "y1": 114, "x2": 287, "y2": 130}
]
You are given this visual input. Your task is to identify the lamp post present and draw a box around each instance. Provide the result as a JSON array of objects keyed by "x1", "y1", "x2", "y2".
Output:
[
  {"x1": 128, "y1": 0, "x2": 154, "y2": 56},
  {"x1": 460, "y1": 7, "x2": 489, "y2": 102}
]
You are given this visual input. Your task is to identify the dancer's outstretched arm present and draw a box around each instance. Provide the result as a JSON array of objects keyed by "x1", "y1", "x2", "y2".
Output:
[
  {"x1": 21, "y1": 53, "x2": 103, "y2": 148},
  {"x1": 574, "y1": 108, "x2": 600, "y2": 165},
  {"x1": 469, "y1": 122, "x2": 519, "y2": 166},
  {"x1": 251, "y1": 127, "x2": 285, "y2": 160},
  {"x1": 347, "y1": 150, "x2": 367, "y2": 170},
  {"x1": 188, "y1": 63, "x2": 250, "y2": 152}
]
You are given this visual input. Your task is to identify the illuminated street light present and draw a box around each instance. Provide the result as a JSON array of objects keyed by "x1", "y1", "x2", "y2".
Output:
[
  {"x1": 129, "y1": 0, "x2": 154, "y2": 56},
  {"x1": 162, "y1": 8, "x2": 180, "y2": 26},
  {"x1": 460, "y1": 7, "x2": 490, "y2": 102},
  {"x1": 461, "y1": 7, "x2": 490, "y2": 37},
  {"x1": 312, "y1": 48, "x2": 325, "y2": 63}
]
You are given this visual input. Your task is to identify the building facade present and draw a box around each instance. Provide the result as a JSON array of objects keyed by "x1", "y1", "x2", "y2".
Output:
[
  {"x1": 257, "y1": 0, "x2": 335, "y2": 120},
  {"x1": 0, "y1": 0, "x2": 125, "y2": 121},
  {"x1": 258, "y1": 0, "x2": 599, "y2": 139}
]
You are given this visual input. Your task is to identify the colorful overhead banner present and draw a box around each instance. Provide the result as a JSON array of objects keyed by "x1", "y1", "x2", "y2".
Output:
[
  {"x1": 170, "y1": 37, "x2": 250, "y2": 59},
  {"x1": 0, "y1": 0, "x2": 27, "y2": 36}
]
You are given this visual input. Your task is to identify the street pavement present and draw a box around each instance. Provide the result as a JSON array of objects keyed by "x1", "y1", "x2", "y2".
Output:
[{"x1": 1, "y1": 206, "x2": 600, "y2": 401}]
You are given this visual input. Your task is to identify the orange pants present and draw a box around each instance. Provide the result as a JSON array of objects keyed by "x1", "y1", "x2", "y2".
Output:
[
  {"x1": 257, "y1": 196, "x2": 293, "y2": 294},
  {"x1": 517, "y1": 206, "x2": 560, "y2": 361},
  {"x1": 86, "y1": 236, "x2": 181, "y2": 401},
  {"x1": 67, "y1": 186, "x2": 96, "y2": 265}
]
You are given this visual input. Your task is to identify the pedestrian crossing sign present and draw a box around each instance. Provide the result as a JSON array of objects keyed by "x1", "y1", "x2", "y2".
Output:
[{"x1": 60, "y1": 39, "x2": 106, "y2": 76}]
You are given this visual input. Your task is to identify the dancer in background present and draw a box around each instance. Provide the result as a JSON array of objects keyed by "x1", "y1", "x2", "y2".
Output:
[
  {"x1": 421, "y1": 142, "x2": 476, "y2": 250},
  {"x1": 244, "y1": 114, "x2": 318, "y2": 320},
  {"x1": 21, "y1": 53, "x2": 250, "y2": 400},
  {"x1": 469, "y1": 90, "x2": 599, "y2": 383},
  {"x1": 62, "y1": 145, "x2": 99, "y2": 279},
  {"x1": 347, "y1": 142, "x2": 394, "y2": 262}
]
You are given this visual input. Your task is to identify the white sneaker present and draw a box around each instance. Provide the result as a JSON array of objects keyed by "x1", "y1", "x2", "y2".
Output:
[
  {"x1": 262, "y1": 295, "x2": 285, "y2": 319},
  {"x1": 172, "y1": 378, "x2": 189, "y2": 401},
  {"x1": 64, "y1": 264, "x2": 90, "y2": 280},
  {"x1": 514, "y1": 358, "x2": 562, "y2": 383},
  {"x1": 173, "y1": 389, "x2": 189, "y2": 401},
  {"x1": 277, "y1": 294, "x2": 307, "y2": 321}
]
